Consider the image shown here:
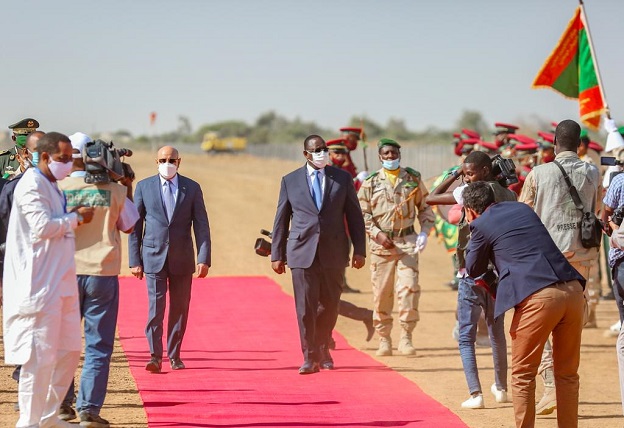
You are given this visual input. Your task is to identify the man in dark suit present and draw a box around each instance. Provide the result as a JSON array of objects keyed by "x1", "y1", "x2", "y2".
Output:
[
  {"x1": 464, "y1": 182, "x2": 585, "y2": 428},
  {"x1": 271, "y1": 135, "x2": 366, "y2": 374},
  {"x1": 129, "y1": 145, "x2": 211, "y2": 373}
]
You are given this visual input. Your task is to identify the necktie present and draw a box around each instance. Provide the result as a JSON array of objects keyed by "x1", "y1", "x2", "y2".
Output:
[
  {"x1": 164, "y1": 180, "x2": 175, "y2": 221},
  {"x1": 312, "y1": 170, "x2": 323, "y2": 210}
]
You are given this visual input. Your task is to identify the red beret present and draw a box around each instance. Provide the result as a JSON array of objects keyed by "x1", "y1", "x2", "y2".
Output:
[
  {"x1": 493, "y1": 123, "x2": 519, "y2": 134},
  {"x1": 455, "y1": 138, "x2": 479, "y2": 156},
  {"x1": 537, "y1": 131, "x2": 555, "y2": 143},
  {"x1": 515, "y1": 142, "x2": 539, "y2": 152},
  {"x1": 476, "y1": 140, "x2": 499, "y2": 152}
]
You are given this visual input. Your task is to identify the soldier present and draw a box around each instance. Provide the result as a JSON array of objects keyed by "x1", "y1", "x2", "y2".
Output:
[
  {"x1": 537, "y1": 131, "x2": 556, "y2": 164},
  {"x1": 493, "y1": 122, "x2": 519, "y2": 150},
  {"x1": 358, "y1": 138, "x2": 435, "y2": 356},
  {"x1": 0, "y1": 118, "x2": 40, "y2": 180}
]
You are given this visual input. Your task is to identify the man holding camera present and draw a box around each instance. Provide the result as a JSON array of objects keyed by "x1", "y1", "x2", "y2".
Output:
[
  {"x1": 57, "y1": 132, "x2": 139, "y2": 427},
  {"x1": 519, "y1": 119, "x2": 601, "y2": 416},
  {"x1": 464, "y1": 182, "x2": 585, "y2": 428}
]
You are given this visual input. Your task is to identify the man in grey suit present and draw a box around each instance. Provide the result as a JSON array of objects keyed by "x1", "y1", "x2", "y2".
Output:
[
  {"x1": 271, "y1": 135, "x2": 366, "y2": 374},
  {"x1": 129, "y1": 145, "x2": 211, "y2": 373}
]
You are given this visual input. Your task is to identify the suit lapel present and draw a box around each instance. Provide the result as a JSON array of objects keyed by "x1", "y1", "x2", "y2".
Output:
[
  {"x1": 321, "y1": 167, "x2": 335, "y2": 211},
  {"x1": 299, "y1": 165, "x2": 318, "y2": 211},
  {"x1": 152, "y1": 175, "x2": 169, "y2": 221},
  {"x1": 172, "y1": 175, "x2": 188, "y2": 222}
]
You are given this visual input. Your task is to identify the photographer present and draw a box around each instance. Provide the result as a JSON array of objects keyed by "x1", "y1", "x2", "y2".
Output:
[
  {"x1": 57, "y1": 133, "x2": 139, "y2": 427},
  {"x1": 426, "y1": 150, "x2": 516, "y2": 409}
]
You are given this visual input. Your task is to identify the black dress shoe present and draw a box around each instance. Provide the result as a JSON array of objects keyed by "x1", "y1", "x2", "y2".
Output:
[
  {"x1": 170, "y1": 358, "x2": 186, "y2": 370},
  {"x1": 298, "y1": 361, "x2": 319, "y2": 375},
  {"x1": 328, "y1": 336, "x2": 336, "y2": 350},
  {"x1": 364, "y1": 318, "x2": 375, "y2": 342},
  {"x1": 319, "y1": 346, "x2": 334, "y2": 370},
  {"x1": 145, "y1": 356, "x2": 162, "y2": 373}
]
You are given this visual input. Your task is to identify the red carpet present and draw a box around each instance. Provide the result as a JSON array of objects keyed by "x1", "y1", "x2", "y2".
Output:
[{"x1": 117, "y1": 276, "x2": 467, "y2": 427}]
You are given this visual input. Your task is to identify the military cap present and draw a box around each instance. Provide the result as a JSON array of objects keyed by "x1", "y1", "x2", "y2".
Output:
[
  {"x1": 8, "y1": 118, "x2": 39, "y2": 134},
  {"x1": 455, "y1": 138, "x2": 478, "y2": 157},
  {"x1": 340, "y1": 127, "x2": 362, "y2": 137},
  {"x1": 508, "y1": 134, "x2": 536, "y2": 146},
  {"x1": 461, "y1": 129, "x2": 481, "y2": 140},
  {"x1": 537, "y1": 131, "x2": 555, "y2": 149},
  {"x1": 588, "y1": 141, "x2": 604, "y2": 152},
  {"x1": 326, "y1": 138, "x2": 348, "y2": 151},
  {"x1": 378, "y1": 138, "x2": 401, "y2": 149},
  {"x1": 475, "y1": 140, "x2": 499, "y2": 153},
  {"x1": 493, "y1": 122, "x2": 519, "y2": 135}
]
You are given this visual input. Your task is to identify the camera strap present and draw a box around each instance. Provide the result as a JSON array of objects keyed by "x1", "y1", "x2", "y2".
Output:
[{"x1": 553, "y1": 160, "x2": 586, "y2": 213}]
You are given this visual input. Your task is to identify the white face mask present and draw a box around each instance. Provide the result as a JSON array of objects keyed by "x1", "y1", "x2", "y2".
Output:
[
  {"x1": 48, "y1": 160, "x2": 72, "y2": 181},
  {"x1": 158, "y1": 162, "x2": 178, "y2": 179},
  {"x1": 310, "y1": 151, "x2": 329, "y2": 169}
]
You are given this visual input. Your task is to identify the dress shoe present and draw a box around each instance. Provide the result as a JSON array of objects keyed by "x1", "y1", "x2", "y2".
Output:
[
  {"x1": 145, "y1": 356, "x2": 162, "y2": 373},
  {"x1": 319, "y1": 346, "x2": 334, "y2": 370},
  {"x1": 79, "y1": 410, "x2": 110, "y2": 428},
  {"x1": 364, "y1": 318, "x2": 375, "y2": 342},
  {"x1": 328, "y1": 336, "x2": 336, "y2": 350},
  {"x1": 298, "y1": 361, "x2": 320, "y2": 375},
  {"x1": 59, "y1": 403, "x2": 77, "y2": 421},
  {"x1": 170, "y1": 357, "x2": 186, "y2": 370}
]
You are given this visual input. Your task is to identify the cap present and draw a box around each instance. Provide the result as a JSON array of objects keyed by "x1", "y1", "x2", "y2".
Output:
[
  {"x1": 550, "y1": 122, "x2": 558, "y2": 133},
  {"x1": 579, "y1": 129, "x2": 589, "y2": 139},
  {"x1": 493, "y1": 122, "x2": 519, "y2": 135},
  {"x1": 8, "y1": 118, "x2": 39, "y2": 134},
  {"x1": 588, "y1": 141, "x2": 604, "y2": 152},
  {"x1": 378, "y1": 138, "x2": 401, "y2": 149},
  {"x1": 69, "y1": 132, "x2": 92, "y2": 159},
  {"x1": 326, "y1": 138, "x2": 348, "y2": 151},
  {"x1": 507, "y1": 134, "x2": 537, "y2": 146},
  {"x1": 461, "y1": 129, "x2": 481, "y2": 140},
  {"x1": 340, "y1": 127, "x2": 362, "y2": 137},
  {"x1": 537, "y1": 131, "x2": 555, "y2": 149},
  {"x1": 455, "y1": 138, "x2": 478, "y2": 156},
  {"x1": 475, "y1": 140, "x2": 499, "y2": 153}
]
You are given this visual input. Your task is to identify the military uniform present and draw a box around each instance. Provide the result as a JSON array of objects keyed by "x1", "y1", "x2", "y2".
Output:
[
  {"x1": 0, "y1": 118, "x2": 39, "y2": 180},
  {"x1": 358, "y1": 139, "x2": 435, "y2": 356}
]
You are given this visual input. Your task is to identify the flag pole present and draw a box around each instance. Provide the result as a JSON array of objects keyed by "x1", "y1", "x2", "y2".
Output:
[{"x1": 579, "y1": 0, "x2": 610, "y2": 117}]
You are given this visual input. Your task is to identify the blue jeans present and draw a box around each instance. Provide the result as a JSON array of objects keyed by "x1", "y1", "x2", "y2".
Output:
[
  {"x1": 612, "y1": 260, "x2": 624, "y2": 323},
  {"x1": 76, "y1": 275, "x2": 119, "y2": 414},
  {"x1": 457, "y1": 277, "x2": 508, "y2": 395}
]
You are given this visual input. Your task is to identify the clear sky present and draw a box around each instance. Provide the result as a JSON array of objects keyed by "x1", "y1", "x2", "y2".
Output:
[{"x1": 2, "y1": 0, "x2": 623, "y2": 137}]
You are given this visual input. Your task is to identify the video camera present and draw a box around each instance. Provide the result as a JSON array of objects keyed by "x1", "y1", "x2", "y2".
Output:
[
  {"x1": 254, "y1": 229, "x2": 272, "y2": 257},
  {"x1": 84, "y1": 139, "x2": 133, "y2": 184},
  {"x1": 601, "y1": 156, "x2": 624, "y2": 167},
  {"x1": 491, "y1": 154, "x2": 518, "y2": 187},
  {"x1": 612, "y1": 207, "x2": 624, "y2": 227}
]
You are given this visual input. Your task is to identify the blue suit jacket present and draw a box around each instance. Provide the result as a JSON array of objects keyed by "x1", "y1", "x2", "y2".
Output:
[
  {"x1": 465, "y1": 201, "x2": 585, "y2": 318},
  {"x1": 128, "y1": 174, "x2": 211, "y2": 275},
  {"x1": 271, "y1": 164, "x2": 366, "y2": 269}
]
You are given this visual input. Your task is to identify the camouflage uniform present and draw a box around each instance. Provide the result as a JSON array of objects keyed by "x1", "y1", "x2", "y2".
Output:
[{"x1": 358, "y1": 167, "x2": 435, "y2": 348}]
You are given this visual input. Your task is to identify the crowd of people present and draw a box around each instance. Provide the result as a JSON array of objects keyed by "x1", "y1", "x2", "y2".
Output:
[
  {"x1": 2, "y1": 114, "x2": 624, "y2": 428},
  {"x1": 270, "y1": 116, "x2": 624, "y2": 428}
]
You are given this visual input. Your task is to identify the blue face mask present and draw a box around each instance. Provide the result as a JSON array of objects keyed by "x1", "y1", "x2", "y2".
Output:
[
  {"x1": 31, "y1": 151, "x2": 39, "y2": 167},
  {"x1": 382, "y1": 158, "x2": 400, "y2": 170}
]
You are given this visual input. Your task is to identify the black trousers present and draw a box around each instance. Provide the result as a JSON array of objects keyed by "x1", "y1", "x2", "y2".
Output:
[
  {"x1": 291, "y1": 256, "x2": 343, "y2": 362},
  {"x1": 339, "y1": 300, "x2": 372, "y2": 321}
]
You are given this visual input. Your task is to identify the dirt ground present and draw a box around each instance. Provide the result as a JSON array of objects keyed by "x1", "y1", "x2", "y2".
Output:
[{"x1": 1, "y1": 150, "x2": 623, "y2": 427}]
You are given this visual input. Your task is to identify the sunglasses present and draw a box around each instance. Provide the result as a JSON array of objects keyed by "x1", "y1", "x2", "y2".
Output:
[
  {"x1": 306, "y1": 147, "x2": 329, "y2": 154},
  {"x1": 158, "y1": 158, "x2": 179, "y2": 164}
]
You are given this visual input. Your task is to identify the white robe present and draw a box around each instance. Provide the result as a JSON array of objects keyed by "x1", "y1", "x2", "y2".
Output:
[{"x1": 3, "y1": 167, "x2": 81, "y2": 365}]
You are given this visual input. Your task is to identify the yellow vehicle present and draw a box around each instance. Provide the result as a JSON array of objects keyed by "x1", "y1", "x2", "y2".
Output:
[{"x1": 201, "y1": 132, "x2": 247, "y2": 153}]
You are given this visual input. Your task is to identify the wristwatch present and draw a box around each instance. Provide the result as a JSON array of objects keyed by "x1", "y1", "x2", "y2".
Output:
[{"x1": 451, "y1": 169, "x2": 460, "y2": 179}]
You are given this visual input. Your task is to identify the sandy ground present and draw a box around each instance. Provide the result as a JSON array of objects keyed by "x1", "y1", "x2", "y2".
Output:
[{"x1": 1, "y1": 150, "x2": 623, "y2": 427}]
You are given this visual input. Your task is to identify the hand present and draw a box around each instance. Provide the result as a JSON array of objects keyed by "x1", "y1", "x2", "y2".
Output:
[
  {"x1": 74, "y1": 206, "x2": 95, "y2": 224},
  {"x1": 351, "y1": 254, "x2": 365, "y2": 269},
  {"x1": 196, "y1": 263, "x2": 209, "y2": 278},
  {"x1": 605, "y1": 117, "x2": 618, "y2": 133},
  {"x1": 416, "y1": 232, "x2": 428, "y2": 252},
  {"x1": 272, "y1": 260, "x2": 286, "y2": 274},
  {"x1": 376, "y1": 232, "x2": 395, "y2": 250},
  {"x1": 131, "y1": 265, "x2": 144, "y2": 280}
]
